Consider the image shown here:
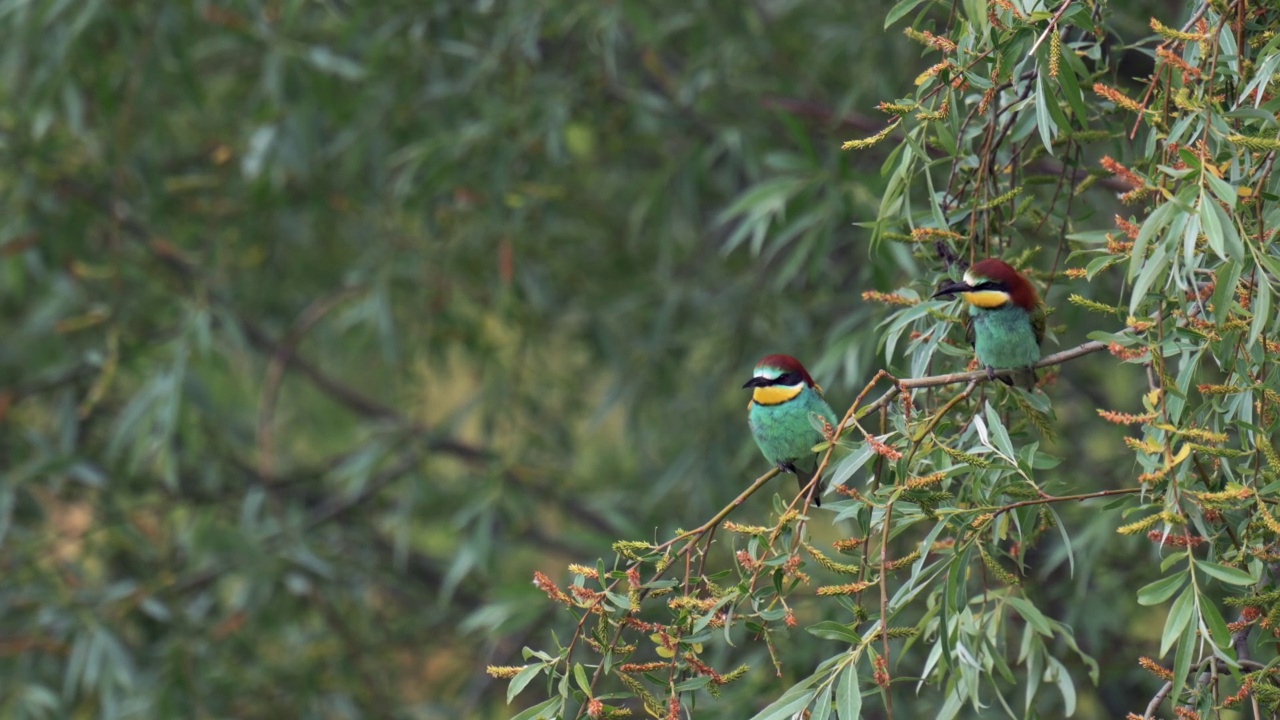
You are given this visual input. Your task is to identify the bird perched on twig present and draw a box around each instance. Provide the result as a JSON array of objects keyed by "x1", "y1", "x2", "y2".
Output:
[
  {"x1": 742, "y1": 354, "x2": 838, "y2": 506},
  {"x1": 932, "y1": 258, "x2": 1046, "y2": 388}
]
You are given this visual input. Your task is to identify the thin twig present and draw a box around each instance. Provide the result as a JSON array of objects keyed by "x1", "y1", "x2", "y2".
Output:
[{"x1": 1028, "y1": 0, "x2": 1074, "y2": 56}]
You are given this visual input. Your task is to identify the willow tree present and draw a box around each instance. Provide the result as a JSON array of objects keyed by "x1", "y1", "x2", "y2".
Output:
[{"x1": 510, "y1": 2, "x2": 1280, "y2": 719}]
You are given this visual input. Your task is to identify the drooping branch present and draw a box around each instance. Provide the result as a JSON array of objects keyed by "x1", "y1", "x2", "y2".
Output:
[
  {"x1": 901, "y1": 340, "x2": 1107, "y2": 390},
  {"x1": 851, "y1": 339, "x2": 1109, "y2": 421}
]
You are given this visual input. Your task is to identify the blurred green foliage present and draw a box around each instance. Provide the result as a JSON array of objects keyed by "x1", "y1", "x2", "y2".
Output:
[{"x1": 2, "y1": 0, "x2": 1271, "y2": 719}]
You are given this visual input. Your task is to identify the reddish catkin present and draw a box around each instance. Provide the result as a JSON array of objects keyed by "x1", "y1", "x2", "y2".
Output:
[
  {"x1": 992, "y1": 0, "x2": 1023, "y2": 17},
  {"x1": 735, "y1": 550, "x2": 763, "y2": 572},
  {"x1": 1114, "y1": 215, "x2": 1141, "y2": 239},
  {"x1": 1222, "y1": 677, "x2": 1255, "y2": 708},
  {"x1": 1139, "y1": 656, "x2": 1175, "y2": 681},
  {"x1": 1147, "y1": 530, "x2": 1205, "y2": 548},
  {"x1": 683, "y1": 653, "x2": 724, "y2": 683},
  {"x1": 533, "y1": 571, "x2": 573, "y2": 605},
  {"x1": 1106, "y1": 342, "x2": 1149, "y2": 361},
  {"x1": 874, "y1": 656, "x2": 890, "y2": 688},
  {"x1": 1157, "y1": 46, "x2": 1201, "y2": 80},
  {"x1": 922, "y1": 30, "x2": 957, "y2": 52},
  {"x1": 1099, "y1": 156, "x2": 1143, "y2": 189},
  {"x1": 1107, "y1": 234, "x2": 1135, "y2": 255},
  {"x1": 866, "y1": 435, "x2": 903, "y2": 460}
]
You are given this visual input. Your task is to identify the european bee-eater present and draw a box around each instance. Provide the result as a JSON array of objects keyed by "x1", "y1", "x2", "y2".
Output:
[
  {"x1": 932, "y1": 258, "x2": 1046, "y2": 387},
  {"x1": 742, "y1": 354, "x2": 839, "y2": 506}
]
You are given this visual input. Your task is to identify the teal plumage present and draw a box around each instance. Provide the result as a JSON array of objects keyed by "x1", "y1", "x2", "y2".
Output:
[
  {"x1": 743, "y1": 355, "x2": 838, "y2": 506},
  {"x1": 969, "y1": 303, "x2": 1041, "y2": 370},
  {"x1": 933, "y1": 258, "x2": 1046, "y2": 388}
]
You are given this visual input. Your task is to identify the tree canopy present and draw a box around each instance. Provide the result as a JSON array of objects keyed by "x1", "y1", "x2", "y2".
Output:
[{"x1": 5, "y1": 1, "x2": 1280, "y2": 719}]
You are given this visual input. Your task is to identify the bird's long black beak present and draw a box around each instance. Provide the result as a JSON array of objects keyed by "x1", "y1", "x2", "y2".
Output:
[
  {"x1": 742, "y1": 376, "x2": 770, "y2": 389},
  {"x1": 932, "y1": 280, "x2": 974, "y2": 299}
]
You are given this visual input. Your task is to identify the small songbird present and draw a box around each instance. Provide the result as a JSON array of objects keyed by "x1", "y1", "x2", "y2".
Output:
[
  {"x1": 932, "y1": 258, "x2": 1046, "y2": 387},
  {"x1": 742, "y1": 354, "x2": 839, "y2": 506}
]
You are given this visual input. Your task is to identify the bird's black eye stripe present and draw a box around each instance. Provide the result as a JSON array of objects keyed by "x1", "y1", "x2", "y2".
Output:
[
  {"x1": 972, "y1": 280, "x2": 1005, "y2": 291},
  {"x1": 773, "y1": 372, "x2": 802, "y2": 386}
]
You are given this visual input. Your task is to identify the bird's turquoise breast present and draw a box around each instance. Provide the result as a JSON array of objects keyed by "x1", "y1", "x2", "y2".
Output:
[
  {"x1": 748, "y1": 390, "x2": 837, "y2": 468},
  {"x1": 971, "y1": 304, "x2": 1041, "y2": 369}
]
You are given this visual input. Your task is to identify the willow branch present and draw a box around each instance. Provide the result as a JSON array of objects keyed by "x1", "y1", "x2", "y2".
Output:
[
  {"x1": 1028, "y1": 0, "x2": 1074, "y2": 56},
  {"x1": 851, "y1": 339, "x2": 1108, "y2": 424},
  {"x1": 902, "y1": 340, "x2": 1107, "y2": 390}
]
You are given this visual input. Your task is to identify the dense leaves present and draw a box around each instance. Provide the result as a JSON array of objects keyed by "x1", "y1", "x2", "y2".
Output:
[{"x1": 2, "y1": 0, "x2": 1278, "y2": 719}]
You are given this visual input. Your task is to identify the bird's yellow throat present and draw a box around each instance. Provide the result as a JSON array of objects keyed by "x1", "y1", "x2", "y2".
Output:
[
  {"x1": 961, "y1": 290, "x2": 1011, "y2": 309},
  {"x1": 752, "y1": 384, "x2": 803, "y2": 406}
]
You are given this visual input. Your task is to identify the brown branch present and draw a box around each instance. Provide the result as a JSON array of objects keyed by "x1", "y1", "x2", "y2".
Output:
[
  {"x1": 899, "y1": 340, "x2": 1107, "y2": 391},
  {"x1": 303, "y1": 446, "x2": 426, "y2": 530},
  {"x1": 989, "y1": 487, "x2": 1142, "y2": 516},
  {"x1": 110, "y1": 207, "x2": 627, "y2": 541},
  {"x1": 257, "y1": 288, "x2": 366, "y2": 482}
]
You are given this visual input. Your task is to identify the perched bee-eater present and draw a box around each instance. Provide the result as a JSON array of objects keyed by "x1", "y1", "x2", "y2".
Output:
[
  {"x1": 932, "y1": 258, "x2": 1046, "y2": 387},
  {"x1": 742, "y1": 354, "x2": 839, "y2": 506}
]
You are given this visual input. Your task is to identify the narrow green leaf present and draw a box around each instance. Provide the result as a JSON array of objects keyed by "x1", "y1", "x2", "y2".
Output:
[
  {"x1": 1192, "y1": 190, "x2": 1223, "y2": 257},
  {"x1": 1200, "y1": 597, "x2": 1233, "y2": 650},
  {"x1": 1130, "y1": 244, "x2": 1171, "y2": 316},
  {"x1": 982, "y1": 401, "x2": 1017, "y2": 460},
  {"x1": 1200, "y1": 190, "x2": 1241, "y2": 261},
  {"x1": 510, "y1": 697, "x2": 562, "y2": 720},
  {"x1": 884, "y1": 0, "x2": 930, "y2": 28},
  {"x1": 1251, "y1": 277, "x2": 1272, "y2": 347},
  {"x1": 1130, "y1": 202, "x2": 1177, "y2": 280},
  {"x1": 836, "y1": 662, "x2": 863, "y2": 720},
  {"x1": 807, "y1": 621, "x2": 862, "y2": 644},
  {"x1": 1206, "y1": 170, "x2": 1237, "y2": 209},
  {"x1": 1137, "y1": 574, "x2": 1185, "y2": 606},
  {"x1": 1213, "y1": 260, "x2": 1242, "y2": 325},
  {"x1": 830, "y1": 442, "x2": 876, "y2": 490},
  {"x1": 1047, "y1": 656, "x2": 1076, "y2": 716},
  {"x1": 749, "y1": 689, "x2": 818, "y2": 720},
  {"x1": 1006, "y1": 596, "x2": 1053, "y2": 637},
  {"x1": 811, "y1": 686, "x2": 833, "y2": 720},
  {"x1": 1034, "y1": 76, "x2": 1056, "y2": 153},
  {"x1": 674, "y1": 676, "x2": 712, "y2": 692},
  {"x1": 1196, "y1": 560, "x2": 1256, "y2": 586},
  {"x1": 573, "y1": 663, "x2": 591, "y2": 697},
  {"x1": 508, "y1": 663, "x2": 545, "y2": 703},
  {"x1": 1171, "y1": 618, "x2": 1196, "y2": 710},
  {"x1": 1054, "y1": 47, "x2": 1089, "y2": 125},
  {"x1": 1160, "y1": 587, "x2": 1194, "y2": 656}
]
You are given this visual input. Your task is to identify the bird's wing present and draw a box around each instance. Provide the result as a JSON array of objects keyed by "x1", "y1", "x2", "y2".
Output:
[
  {"x1": 964, "y1": 314, "x2": 975, "y2": 348},
  {"x1": 1032, "y1": 304, "x2": 1047, "y2": 347}
]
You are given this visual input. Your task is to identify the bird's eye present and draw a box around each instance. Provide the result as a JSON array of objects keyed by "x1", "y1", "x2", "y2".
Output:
[
  {"x1": 775, "y1": 372, "x2": 800, "y2": 385},
  {"x1": 973, "y1": 280, "x2": 1004, "y2": 291}
]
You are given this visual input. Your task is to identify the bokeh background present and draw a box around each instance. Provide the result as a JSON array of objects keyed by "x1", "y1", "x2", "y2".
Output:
[{"x1": 0, "y1": 1, "x2": 1190, "y2": 718}]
